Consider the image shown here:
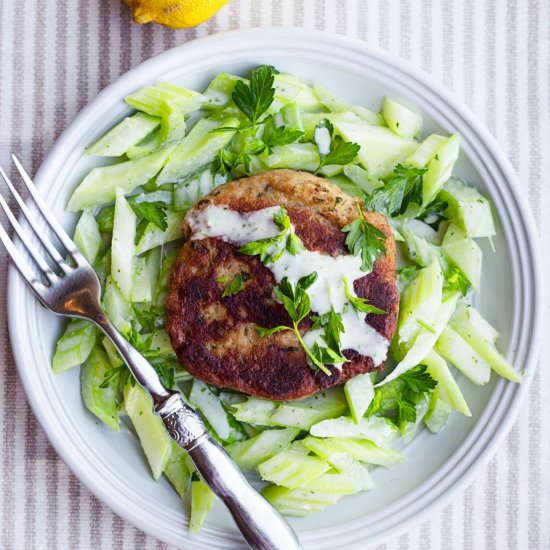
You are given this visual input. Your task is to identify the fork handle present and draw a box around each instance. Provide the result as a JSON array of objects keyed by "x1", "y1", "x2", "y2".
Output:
[{"x1": 157, "y1": 394, "x2": 302, "y2": 550}]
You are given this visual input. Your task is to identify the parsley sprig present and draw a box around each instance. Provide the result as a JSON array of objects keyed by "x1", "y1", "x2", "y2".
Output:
[
  {"x1": 367, "y1": 365, "x2": 437, "y2": 425},
  {"x1": 365, "y1": 163, "x2": 427, "y2": 217},
  {"x1": 342, "y1": 206, "x2": 387, "y2": 272},
  {"x1": 130, "y1": 200, "x2": 167, "y2": 231},
  {"x1": 218, "y1": 272, "x2": 249, "y2": 298},
  {"x1": 314, "y1": 118, "x2": 361, "y2": 173},
  {"x1": 343, "y1": 277, "x2": 386, "y2": 314},
  {"x1": 238, "y1": 206, "x2": 304, "y2": 264},
  {"x1": 256, "y1": 274, "x2": 348, "y2": 375},
  {"x1": 233, "y1": 65, "x2": 276, "y2": 129}
]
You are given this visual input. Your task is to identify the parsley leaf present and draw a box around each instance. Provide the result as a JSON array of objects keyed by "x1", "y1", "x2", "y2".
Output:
[
  {"x1": 232, "y1": 65, "x2": 276, "y2": 127},
  {"x1": 342, "y1": 206, "x2": 387, "y2": 272},
  {"x1": 130, "y1": 201, "x2": 168, "y2": 231},
  {"x1": 99, "y1": 364, "x2": 132, "y2": 390},
  {"x1": 367, "y1": 364, "x2": 437, "y2": 425},
  {"x1": 221, "y1": 272, "x2": 249, "y2": 298},
  {"x1": 365, "y1": 164, "x2": 426, "y2": 217},
  {"x1": 343, "y1": 277, "x2": 387, "y2": 314},
  {"x1": 443, "y1": 266, "x2": 471, "y2": 296},
  {"x1": 132, "y1": 305, "x2": 160, "y2": 333},
  {"x1": 314, "y1": 118, "x2": 360, "y2": 172},
  {"x1": 265, "y1": 126, "x2": 304, "y2": 148}
]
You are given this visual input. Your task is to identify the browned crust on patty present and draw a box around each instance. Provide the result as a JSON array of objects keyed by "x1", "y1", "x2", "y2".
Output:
[{"x1": 166, "y1": 169, "x2": 399, "y2": 401}]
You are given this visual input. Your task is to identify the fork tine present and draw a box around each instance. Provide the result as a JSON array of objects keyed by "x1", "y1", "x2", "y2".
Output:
[
  {"x1": 0, "y1": 191, "x2": 57, "y2": 279},
  {"x1": 0, "y1": 166, "x2": 67, "y2": 267},
  {"x1": 11, "y1": 155, "x2": 90, "y2": 267},
  {"x1": 0, "y1": 221, "x2": 48, "y2": 297}
]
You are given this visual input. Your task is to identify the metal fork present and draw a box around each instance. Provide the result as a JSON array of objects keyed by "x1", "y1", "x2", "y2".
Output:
[{"x1": 0, "y1": 155, "x2": 301, "y2": 550}]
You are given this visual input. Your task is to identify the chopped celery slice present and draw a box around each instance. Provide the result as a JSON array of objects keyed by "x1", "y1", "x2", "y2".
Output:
[
  {"x1": 310, "y1": 416, "x2": 398, "y2": 446},
  {"x1": 164, "y1": 441, "x2": 190, "y2": 498},
  {"x1": 301, "y1": 112, "x2": 361, "y2": 140},
  {"x1": 150, "y1": 329, "x2": 174, "y2": 356},
  {"x1": 102, "y1": 276, "x2": 133, "y2": 333},
  {"x1": 344, "y1": 373, "x2": 375, "y2": 423},
  {"x1": 262, "y1": 484, "x2": 341, "y2": 517},
  {"x1": 67, "y1": 145, "x2": 175, "y2": 211},
  {"x1": 275, "y1": 101, "x2": 304, "y2": 132},
  {"x1": 52, "y1": 318, "x2": 96, "y2": 374},
  {"x1": 173, "y1": 167, "x2": 227, "y2": 211},
  {"x1": 257, "y1": 451, "x2": 330, "y2": 489},
  {"x1": 422, "y1": 134, "x2": 460, "y2": 205},
  {"x1": 126, "y1": 130, "x2": 163, "y2": 159},
  {"x1": 135, "y1": 210, "x2": 184, "y2": 255},
  {"x1": 203, "y1": 72, "x2": 246, "y2": 108},
  {"x1": 436, "y1": 326, "x2": 491, "y2": 385},
  {"x1": 272, "y1": 73, "x2": 322, "y2": 112},
  {"x1": 80, "y1": 346, "x2": 119, "y2": 430},
  {"x1": 333, "y1": 121, "x2": 418, "y2": 178},
  {"x1": 406, "y1": 134, "x2": 447, "y2": 168},
  {"x1": 86, "y1": 112, "x2": 160, "y2": 157},
  {"x1": 401, "y1": 224, "x2": 443, "y2": 268},
  {"x1": 231, "y1": 398, "x2": 278, "y2": 426},
  {"x1": 423, "y1": 350, "x2": 471, "y2": 416},
  {"x1": 439, "y1": 178, "x2": 496, "y2": 238},
  {"x1": 155, "y1": 249, "x2": 179, "y2": 308},
  {"x1": 304, "y1": 471, "x2": 362, "y2": 495},
  {"x1": 226, "y1": 428, "x2": 299, "y2": 471},
  {"x1": 343, "y1": 164, "x2": 384, "y2": 195},
  {"x1": 325, "y1": 452, "x2": 373, "y2": 491},
  {"x1": 73, "y1": 210, "x2": 102, "y2": 264},
  {"x1": 157, "y1": 117, "x2": 239, "y2": 184},
  {"x1": 263, "y1": 142, "x2": 320, "y2": 172},
  {"x1": 302, "y1": 436, "x2": 405, "y2": 468},
  {"x1": 328, "y1": 174, "x2": 364, "y2": 198},
  {"x1": 111, "y1": 190, "x2": 136, "y2": 300},
  {"x1": 441, "y1": 223, "x2": 482, "y2": 290},
  {"x1": 382, "y1": 97, "x2": 422, "y2": 138},
  {"x1": 450, "y1": 302, "x2": 499, "y2": 345},
  {"x1": 131, "y1": 247, "x2": 161, "y2": 303},
  {"x1": 424, "y1": 393, "x2": 452, "y2": 434},
  {"x1": 189, "y1": 480, "x2": 215, "y2": 535},
  {"x1": 124, "y1": 382, "x2": 172, "y2": 480},
  {"x1": 400, "y1": 396, "x2": 430, "y2": 443},
  {"x1": 102, "y1": 335, "x2": 123, "y2": 369}
]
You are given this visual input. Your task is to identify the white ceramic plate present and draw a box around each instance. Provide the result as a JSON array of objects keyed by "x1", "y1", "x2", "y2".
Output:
[{"x1": 7, "y1": 29, "x2": 542, "y2": 549}]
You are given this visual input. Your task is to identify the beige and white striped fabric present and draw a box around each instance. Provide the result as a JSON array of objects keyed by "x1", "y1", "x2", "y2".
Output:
[{"x1": 0, "y1": 1, "x2": 548, "y2": 548}]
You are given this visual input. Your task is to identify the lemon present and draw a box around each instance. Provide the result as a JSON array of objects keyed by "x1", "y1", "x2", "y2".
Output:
[{"x1": 125, "y1": 0, "x2": 229, "y2": 29}]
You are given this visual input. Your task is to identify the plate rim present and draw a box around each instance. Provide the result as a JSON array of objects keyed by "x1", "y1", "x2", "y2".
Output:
[{"x1": 6, "y1": 27, "x2": 543, "y2": 549}]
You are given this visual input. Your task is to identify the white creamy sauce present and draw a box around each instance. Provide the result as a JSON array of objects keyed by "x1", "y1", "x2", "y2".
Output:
[
  {"x1": 314, "y1": 126, "x2": 332, "y2": 156},
  {"x1": 187, "y1": 205, "x2": 390, "y2": 367}
]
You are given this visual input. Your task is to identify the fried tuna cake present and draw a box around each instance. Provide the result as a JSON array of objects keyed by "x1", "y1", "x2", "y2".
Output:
[{"x1": 166, "y1": 169, "x2": 398, "y2": 401}]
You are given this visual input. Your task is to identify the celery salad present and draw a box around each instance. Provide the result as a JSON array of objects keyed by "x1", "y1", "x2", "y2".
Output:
[{"x1": 53, "y1": 66, "x2": 520, "y2": 532}]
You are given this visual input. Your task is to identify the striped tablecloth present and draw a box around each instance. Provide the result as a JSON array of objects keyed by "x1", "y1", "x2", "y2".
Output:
[{"x1": 0, "y1": 1, "x2": 548, "y2": 548}]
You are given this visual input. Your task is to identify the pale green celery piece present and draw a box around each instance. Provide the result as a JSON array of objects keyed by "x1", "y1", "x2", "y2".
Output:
[
  {"x1": 123, "y1": 381, "x2": 172, "y2": 480},
  {"x1": 278, "y1": 101, "x2": 304, "y2": 132},
  {"x1": 218, "y1": 391, "x2": 247, "y2": 407},
  {"x1": 350, "y1": 105, "x2": 385, "y2": 126},
  {"x1": 401, "y1": 225, "x2": 443, "y2": 268},
  {"x1": 424, "y1": 393, "x2": 453, "y2": 434},
  {"x1": 155, "y1": 97, "x2": 187, "y2": 143},
  {"x1": 344, "y1": 373, "x2": 375, "y2": 424},
  {"x1": 203, "y1": 72, "x2": 246, "y2": 109},
  {"x1": 189, "y1": 379, "x2": 238, "y2": 442},
  {"x1": 310, "y1": 416, "x2": 398, "y2": 447},
  {"x1": 436, "y1": 326, "x2": 492, "y2": 385},
  {"x1": 439, "y1": 178, "x2": 496, "y2": 238},
  {"x1": 52, "y1": 318, "x2": 97, "y2": 374},
  {"x1": 318, "y1": 164, "x2": 343, "y2": 178},
  {"x1": 257, "y1": 451, "x2": 330, "y2": 490},
  {"x1": 327, "y1": 175, "x2": 364, "y2": 199},
  {"x1": 302, "y1": 436, "x2": 405, "y2": 468},
  {"x1": 155, "y1": 249, "x2": 179, "y2": 308},
  {"x1": 67, "y1": 145, "x2": 175, "y2": 211},
  {"x1": 450, "y1": 302, "x2": 499, "y2": 345},
  {"x1": 150, "y1": 329, "x2": 174, "y2": 356},
  {"x1": 405, "y1": 134, "x2": 447, "y2": 168},
  {"x1": 226, "y1": 428, "x2": 300, "y2": 471},
  {"x1": 231, "y1": 398, "x2": 278, "y2": 426},
  {"x1": 111, "y1": 189, "x2": 136, "y2": 300},
  {"x1": 333, "y1": 121, "x2": 418, "y2": 179},
  {"x1": 343, "y1": 164, "x2": 384, "y2": 195},
  {"x1": 102, "y1": 275, "x2": 133, "y2": 333},
  {"x1": 131, "y1": 247, "x2": 161, "y2": 303},
  {"x1": 135, "y1": 210, "x2": 185, "y2": 255},
  {"x1": 126, "y1": 130, "x2": 163, "y2": 159},
  {"x1": 156, "y1": 117, "x2": 239, "y2": 184},
  {"x1": 73, "y1": 210, "x2": 102, "y2": 264},
  {"x1": 262, "y1": 485, "x2": 342, "y2": 517},
  {"x1": 86, "y1": 112, "x2": 160, "y2": 157},
  {"x1": 304, "y1": 471, "x2": 361, "y2": 495},
  {"x1": 164, "y1": 441, "x2": 191, "y2": 498},
  {"x1": 400, "y1": 396, "x2": 430, "y2": 443},
  {"x1": 397, "y1": 260, "x2": 443, "y2": 348},
  {"x1": 384, "y1": 293, "x2": 459, "y2": 386},
  {"x1": 101, "y1": 335, "x2": 124, "y2": 369},
  {"x1": 272, "y1": 73, "x2": 323, "y2": 112},
  {"x1": 381, "y1": 97, "x2": 423, "y2": 139},
  {"x1": 423, "y1": 350, "x2": 471, "y2": 416},
  {"x1": 325, "y1": 452, "x2": 373, "y2": 491},
  {"x1": 441, "y1": 223, "x2": 482, "y2": 290},
  {"x1": 125, "y1": 81, "x2": 205, "y2": 116},
  {"x1": 422, "y1": 134, "x2": 460, "y2": 205},
  {"x1": 80, "y1": 345, "x2": 119, "y2": 431},
  {"x1": 173, "y1": 167, "x2": 227, "y2": 211},
  {"x1": 263, "y1": 142, "x2": 320, "y2": 172},
  {"x1": 301, "y1": 111, "x2": 361, "y2": 141},
  {"x1": 189, "y1": 480, "x2": 215, "y2": 535}
]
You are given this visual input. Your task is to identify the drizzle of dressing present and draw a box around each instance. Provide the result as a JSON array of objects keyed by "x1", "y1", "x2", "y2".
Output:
[
  {"x1": 314, "y1": 126, "x2": 332, "y2": 156},
  {"x1": 186, "y1": 205, "x2": 389, "y2": 367}
]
